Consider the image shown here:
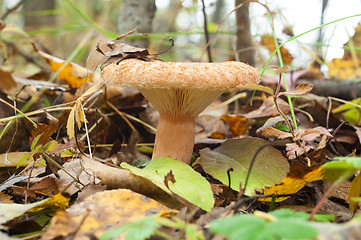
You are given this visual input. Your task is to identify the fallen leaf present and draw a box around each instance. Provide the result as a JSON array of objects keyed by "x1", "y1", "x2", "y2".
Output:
[
  {"x1": 26, "y1": 176, "x2": 59, "y2": 198},
  {"x1": 199, "y1": 137, "x2": 290, "y2": 196},
  {"x1": 0, "y1": 175, "x2": 28, "y2": 192},
  {"x1": 40, "y1": 189, "x2": 170, "y2": 240},
  {"x1": 0, "y1": 192, "x2": 69, "y2": 225},
  {"x1": 29, "y1": 122, "x2": 59, "y2": 149},
  {"x1": 0, "y1": 66, "x2": 17, "y2": 91},
  {"x1": 278, "y1": 83, "x2": 313, "y2": 97},
  {"x1": 260, "y1": 162, "x2": 324, "y2": 202},
  {"x1": 242, "y1": 97, "x2": 290, "y2": 119},
  {"x1": 262, "y1": 127, "x2": 293, "y2": 139},
  {"x1": 66, "y1": 83, "x2": 103, "y2": 139},
  {"x1": 261, "y1": 34, "x2": 294, "y2": 65},
  {"x1": 0, "y1": 152, "x2": 45, "y2": 168},
  {"x1": 33, "y1": 44, "x2": 92, "y2": 88},
  {"x1": 0, "y1": 193, "x2": 13, "y2": 204},
  {"x1": 81, "y1": 156, "x2": 180, "y2": 208},
  {"x1": 221, "y1": 115, "x2": 249, "y2": 137},
  {"x1": 121, "y1": 158, "x2": 215, "y2": 212},
  {"x1": 348, "y1": 172, "x2": 361, "y2": 213}
]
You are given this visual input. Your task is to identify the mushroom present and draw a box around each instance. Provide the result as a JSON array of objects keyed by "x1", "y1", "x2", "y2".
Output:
[{"x1": 101, "y1": 59, "x2": 260, "y2": 164}]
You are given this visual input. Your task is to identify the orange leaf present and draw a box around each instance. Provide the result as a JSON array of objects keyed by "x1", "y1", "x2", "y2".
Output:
[
  {"x1": 221, "y1": 115, "x2": 249, "y2": 136},
  {"x1": 261, "y1": 34, "x2": 294, "y2": 65}
]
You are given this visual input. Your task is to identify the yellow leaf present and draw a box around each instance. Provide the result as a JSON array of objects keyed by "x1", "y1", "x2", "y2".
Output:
[
  {"x1": 33, "y1": 44, "x2": 92, "y2": 88},
  {"x1": 26, "y1": 192, "x2": 70, "y2": 214},
  {"x1": 259, "y1": 164, "x2": 324, "y2": 202},
  {"x1": 347, "y1": 172, "x2": 361, "y2": 213},
  {"x1": 41, "y1": 189, "x2": 171, "y2": 240},
  {"x1": 0, "y1": 193, "x2": 69, "y2": 223},
  {"x1": 66, "y1": 105, "x2": 76, "y2": 139}
]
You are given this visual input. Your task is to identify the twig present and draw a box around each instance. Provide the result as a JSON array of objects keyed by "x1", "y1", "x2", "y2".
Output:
[
  {"x1": 243, "y1": 144, "x2": 270, "y2": 194},
  {"x1": 308, "y1": 182, "x2": 338, "y2": 221},
  {"x1": 200, "y1": 0, "x2": 212, "y2": 62},
  {"x1": 1, "y1": 0, "x2": 26, "y2": 20},
  {"x1": 200, "y1": 0, "x2": 269, "y2": 61}
]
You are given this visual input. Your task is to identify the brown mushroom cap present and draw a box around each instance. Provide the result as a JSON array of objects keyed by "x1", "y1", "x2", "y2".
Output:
[
  {"x1": 101, "y1": 59, "x2": 260, "y2": 164},
  {"x1": 101, "y1": 59, "x2": 260, "y2": 90}
]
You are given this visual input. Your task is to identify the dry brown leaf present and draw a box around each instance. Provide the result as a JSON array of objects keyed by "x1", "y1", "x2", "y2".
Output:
[
  {"x1": 263, "y1": 126, "x2": 332, "y2": 159},
  {"x1": 273, "y1": 66, "x2": 290, "y2": 73},
  {"x1": 40, "y1": 189, "x2": 171, "y2": 240},
  {"x1": 76, "y1": 185, "x2": 107, "y2": 203},
  {"x1": 262, "y1": 127, "x2": 293, "y2": 139},
  {"x1": 30, "y1": 122, "x2": 59, "y2": 148},
  {"x1": 26, "y1": 176, "x2": 59, "y2": 198},
  {"x1": 278, "y1": 83, "x2": 313, "y2": 97},
  {"x1": 242, "y1": 97, "x2": 290, "y2": 119},
  {"x1": 0, "y1": 66, "x2": 17, "y2": 91},
  {"x1": 0, "y1": 192, "x2": 13, "y2": 204}
]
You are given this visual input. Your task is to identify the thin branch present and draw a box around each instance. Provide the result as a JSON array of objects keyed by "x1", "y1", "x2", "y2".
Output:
[
  {"x1": 1, "y1": 0, "x2": 26, "y2": 20},
  {"x1": 200, "y1": 0, "x2": 212, "y2": 62}
]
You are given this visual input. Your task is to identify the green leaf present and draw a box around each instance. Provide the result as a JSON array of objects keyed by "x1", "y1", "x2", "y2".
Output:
[
  {"x1": 322, "y1": 161, "x2": 358, "y2": 182},
  {"x1": 269, "y1": 209, "x2": 334, "y2": 222},
  {"x1": 30, "y1": 134, "x2": 43, "y2": 150},
  {"x1": 267, "y1": 219, "x2": 318, "y2": 239},
  {"x1": 269, "y1": 208, "x2": 309, "y2": 221},
  {"x1": 17, "y1": 145, "x2": 43, "y2": 168},
  {"x1": 348, "y1": 172, "x2": 361, "y2": 212},
  {"x1": 332, "y1": 98, "x2": 361, "y2": 113},
  {"x1": 334, "y1": 156, "x2": 361, "y2": 169},
  {"x1": 185, "y1": 224, "x2": 205, "y2": 240},
  {"x1": 121, "y1": 158, "x2": 214, "y2": 211},
  {"x1": 210, "y1": 215, "x2": 275, "y2": 240},
  {"x1": 210, "y1": 211, "x2": 318, "y2": 240},
  {"x1": 199, "y1": 137, "x2": 289, "y2": 195},
  {"x1": 312, "y1": 214, "x2": 335, "y2": 222},
  {"x1": 60, "y1": 150, "x2": 74, "y2": 158},
  {"x1": 99, "y1": 217, "x2": 159, "y2": 240},
  {"x1": 343, "y1": 108, "x2": 360, "y2": 125},
  {"x1": 42, "y1": 140, "x2": 60, "y2": 153}
]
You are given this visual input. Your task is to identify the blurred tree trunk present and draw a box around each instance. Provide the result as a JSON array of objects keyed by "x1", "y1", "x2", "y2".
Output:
[
  {"x1": 23, "y1": 0, "x2": 55, "y2": 30},
  {"x1": 118, "y1": 0, "x2": 156, "y2": 48},
  {"x1": 235, "y1": 0, "x2": 254, "y2": 65},
  {"x1": 212, "y1": 0, "x2": 225, "y2": 23},
  {"x1": 316, "y1": 0, "x2": 329, "y2": 57}
]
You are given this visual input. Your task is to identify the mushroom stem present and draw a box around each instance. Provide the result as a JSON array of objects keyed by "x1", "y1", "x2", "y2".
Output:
[{"x1": 152, "y1": 113, "x2": 196, "y2": 164}]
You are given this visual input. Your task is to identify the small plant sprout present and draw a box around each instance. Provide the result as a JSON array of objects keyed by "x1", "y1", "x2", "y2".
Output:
[{"x1": 101, "y1": 59, "x2": 260, "y2": 164}]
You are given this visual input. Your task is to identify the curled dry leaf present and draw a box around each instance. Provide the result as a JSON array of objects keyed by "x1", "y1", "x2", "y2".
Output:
[
  {"x1": 263, "y1": 126, "x2": 332, "y2": 160},
  {"x1": 278, "y1": 83, "x2": 313, "y2": 97},
  {"x1": 66, "y1": 83, "x2": 103, "y2": 139}
]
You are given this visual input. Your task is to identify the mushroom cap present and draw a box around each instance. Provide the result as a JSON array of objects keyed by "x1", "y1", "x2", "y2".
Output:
[{"x1": 101, "y1": 59, "x2": 260, "y2": 91}]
